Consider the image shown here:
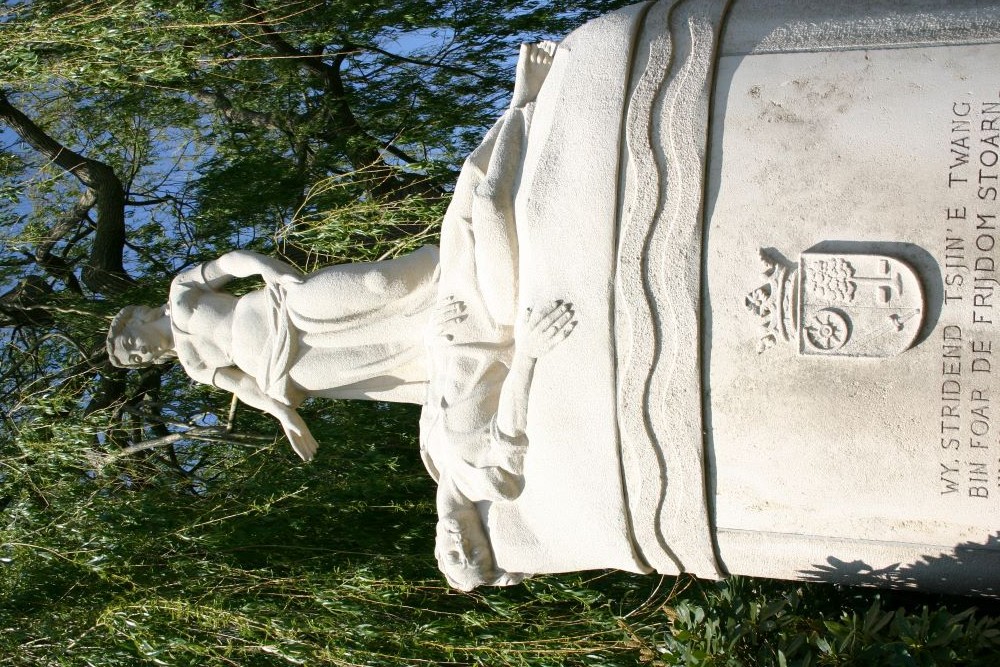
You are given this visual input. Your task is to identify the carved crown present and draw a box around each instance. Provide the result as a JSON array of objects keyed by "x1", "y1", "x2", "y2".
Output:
[{"x1": 745, "y1": 249, "x2": 798, "y2": 353}]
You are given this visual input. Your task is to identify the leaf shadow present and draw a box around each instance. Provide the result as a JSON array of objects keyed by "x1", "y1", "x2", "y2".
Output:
[{"x1": 799, "y1": 532, "x2": 1000, "y2": 598}]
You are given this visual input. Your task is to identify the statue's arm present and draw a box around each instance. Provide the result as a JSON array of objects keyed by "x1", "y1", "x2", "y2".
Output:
[
  {"x1": 495, "y1": 301, "x2": 575, "y2": 439},
  {"x1": 187, "y1": 250, "x2": 303, "y2": 290},
  {"x1": 422, "y1": 299, "x2": 574, "y2": 504},
  {"x1": 212, "y1": 366, "x2": 319, "y2": 461}
]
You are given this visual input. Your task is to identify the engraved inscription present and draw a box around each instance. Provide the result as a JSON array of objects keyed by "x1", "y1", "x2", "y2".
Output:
[{"x1": 936, "y1": 92, "x2": 1000, "y2": 501}]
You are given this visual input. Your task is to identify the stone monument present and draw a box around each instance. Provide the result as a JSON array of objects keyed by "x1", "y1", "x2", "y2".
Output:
[{"x1": 109, "y1": 0, "x2": 1000, "y2": 595}]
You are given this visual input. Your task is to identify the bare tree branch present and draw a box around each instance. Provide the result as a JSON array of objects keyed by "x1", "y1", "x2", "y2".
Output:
[
  {"x1": 31, "y1": 190, "x2": 94, "y2": 293},
  {"x1": 88, "y1": 426, "x2": 271, "y2": 468},
  {"x1": 346, "y1": 40, "x2": 485, "y2": 80},
  {"x1": 241, "y1": 2, "x2": 412, "y2": 172},
  {"x1": 0, "y1": 91, "x2": 132, "y2": 294},
  {"x1": 191, "y1": 88, "x2": 281, "y2": 131}
]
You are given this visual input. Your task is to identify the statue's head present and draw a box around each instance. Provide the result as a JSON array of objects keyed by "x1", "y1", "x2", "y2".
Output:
[
  {"x1": 435, "y1": 513, "x2": 497, "y2": 591},
  {"x1": 106, "y1": 305, "x2": 175, "y2": 368}
]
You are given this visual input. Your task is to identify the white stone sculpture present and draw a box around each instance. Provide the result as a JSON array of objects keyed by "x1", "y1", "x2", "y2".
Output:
[
  {"x1": 107, "y1": 252, "x2": 578, "y2": 589},
  {"x1": 108, "y1": 39, "x2": 578, "y2": 590},
  {"x1": 111, "y1": 0, "x2": 1000, "y2": 595},
  {"x1": 108, "y1": 246, "x2": 440, "y2": 460}
]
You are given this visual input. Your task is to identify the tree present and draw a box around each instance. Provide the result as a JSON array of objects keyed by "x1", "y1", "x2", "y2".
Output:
[{"x1": 0, "y1": 0, "x2": 636, "y2": 464}]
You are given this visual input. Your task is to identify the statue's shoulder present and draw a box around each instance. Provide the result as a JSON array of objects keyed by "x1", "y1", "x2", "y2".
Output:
[{"x1": 168, "y1": 265, "x2": 207, "y2": 331}]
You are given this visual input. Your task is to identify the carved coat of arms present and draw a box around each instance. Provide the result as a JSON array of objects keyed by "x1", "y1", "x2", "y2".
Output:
[{"x1": 746, "y1": 249, "x2": 924, "y2": 358}]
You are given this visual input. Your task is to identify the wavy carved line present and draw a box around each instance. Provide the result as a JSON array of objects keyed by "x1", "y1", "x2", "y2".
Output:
[
  {"x1": 647, "y1": 4, "x2": 725, "y2": 579},
  {"x1": 618, "y1": 0, "x2": 725, "y2": 578},
  {"x1": 618, "y1": 0, "x2": 682, "y2": 574}
]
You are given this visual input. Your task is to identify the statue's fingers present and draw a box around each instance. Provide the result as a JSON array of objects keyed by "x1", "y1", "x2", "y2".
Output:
[
  {"x1": 433, "y1": 305, "x2": 465, "y2": 329},
  {"x1": 438, "y1": 301, "x2": 465, "y2": 318},
  {"x1": 529, "y1": 302, "x2": 556, "y2": 328},
  {"x1": 434, "y1": 317, "x2": 466, "y2": 340},
  {"x1": 437, "y1": 302, "x2": 461, "y2": 316},
  {"x1": 524, "y1": 304, "x2": 543, "y2": 328},
  {"x1": 302, "y1": 435, "x2": 319, "y2": 461},
  {"x1": 547, "y1": 309, "x2": 574, "y2": 334},
  {"x1": 292, "y1": 438, "x2": 313, "y2": 461},
  {"x1": 288, "y1": 426, "x2": 318, "y2": 461},
  {"x1": 540, "y1": 320, "x2": 576, "y2": 352},
  {"x1": 536, "y1": 301, "x2": 570, "y2": 330}
]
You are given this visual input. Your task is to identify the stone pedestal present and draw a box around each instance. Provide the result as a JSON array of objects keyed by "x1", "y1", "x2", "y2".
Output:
[
  {"x1": 475, "y1": 0, "x2": 1000, "y2": 596},
  {"x1": 706, "y1": 0, "x2": 1000, "y2": 596}
]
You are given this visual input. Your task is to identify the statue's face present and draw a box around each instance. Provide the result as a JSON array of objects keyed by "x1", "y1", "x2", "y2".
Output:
[
  {"x1": 111, "y1": 318, "x2": 171, "y2": 367},
  {"x1": 435, "y1": 513, "x2": 495, "y2": 591}
]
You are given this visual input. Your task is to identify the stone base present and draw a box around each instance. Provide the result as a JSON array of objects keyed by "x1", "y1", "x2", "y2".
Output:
[
  {"x1": 471, "y1": 0, "x2": 1000, "y2": 596},
  {"x1": 706, "y1": 0, "x2": 1000, "y2": 596}
]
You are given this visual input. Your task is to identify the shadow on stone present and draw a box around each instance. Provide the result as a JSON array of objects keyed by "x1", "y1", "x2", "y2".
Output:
[{"x1": 800, "y1": 533, "x2": 1000, "y2": 598}]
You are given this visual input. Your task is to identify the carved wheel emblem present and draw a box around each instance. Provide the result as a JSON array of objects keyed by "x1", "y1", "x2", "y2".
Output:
[{"x1": 804, "y1": 309, "x2": 849, "y2": 350}]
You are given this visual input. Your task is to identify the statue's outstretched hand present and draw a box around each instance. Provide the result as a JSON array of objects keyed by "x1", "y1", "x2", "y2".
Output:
[
  {"x1": 279, "y1": 410, "x2": 319, "y2": 461},
  {"x1": 432, "y1": 296, "x2": 467, "y2": 342},
  {"x1": 518, "y1": 301, "x2": 576, "y2": 359}
]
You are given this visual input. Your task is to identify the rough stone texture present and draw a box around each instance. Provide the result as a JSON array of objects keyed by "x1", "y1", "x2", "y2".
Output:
[
  {"x1": 474, "y1": 1, "x2": 653, "y2": 578},
  {"x1": 617, "y1": 0, "x2": 726, "y2": 581},
  {"x1": 707, "y1": 2, "x2": 1000, "y2": 594}
]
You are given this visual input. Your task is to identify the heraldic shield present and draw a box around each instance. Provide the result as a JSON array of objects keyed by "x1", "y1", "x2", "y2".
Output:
[
  {"x1": 798, "y1": 252, "x2": 923, "y2": 358},
  {"x1": 746, "y1": 249, "x2": 925, "y2": 358}
]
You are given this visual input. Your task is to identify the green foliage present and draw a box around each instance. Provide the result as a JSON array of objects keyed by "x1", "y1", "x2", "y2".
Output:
[
  {"x1": 280, "y1": 167, "x2": 447, "y2": 265},
  {"x1": 1, "y1": 401, "x2": 648, "y2": 667},
  {"x1": 653, "y1": 577, "x2": 1000, "y2": 666},
  {"x1": 4, "y1": 394, "x2": 1000, "y2": 665}
]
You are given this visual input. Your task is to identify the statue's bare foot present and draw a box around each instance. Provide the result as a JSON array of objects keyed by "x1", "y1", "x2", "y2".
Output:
[
  {"x1": 512, "y1": 40, "x2": 559, "y2": 108},
  {"x1": 529, "y1": 40, "x2": 558, "y2": 64}
]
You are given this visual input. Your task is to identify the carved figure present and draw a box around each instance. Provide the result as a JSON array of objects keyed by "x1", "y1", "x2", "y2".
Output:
[
  {"x1": 107, "y1": 247, "x2": 440, "y2": 460},
  {"x1": 103, "y1": 0, "x2": 755, "y2": 592},
  {"x1": 422, "y1": 298, "x2": 575, "y2": 590},
  {"x1": 412, "y1": 39, "x2": 569, "y2": 588},
  {"x1": 107, "y1": 38, "x2": 568, "y2": 590},
  {"x1": 107, "y1": 0, "x2": 1000, "y2": 597}
]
